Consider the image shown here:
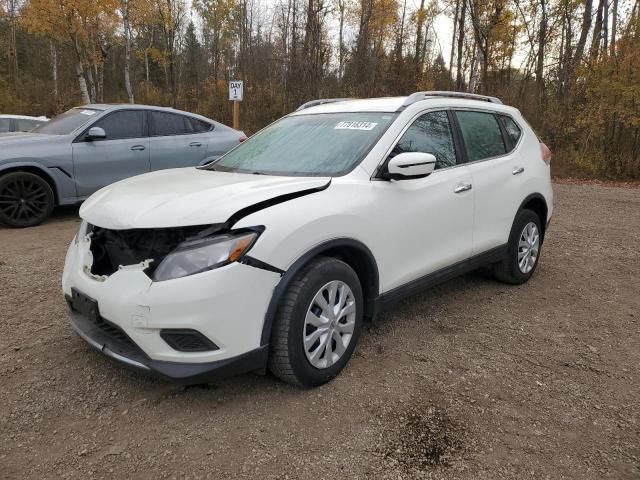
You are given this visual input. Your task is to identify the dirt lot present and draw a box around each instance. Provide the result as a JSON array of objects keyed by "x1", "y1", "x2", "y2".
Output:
[{"x1": 1, "y1": 183, "x2": 639, "y2": 480}]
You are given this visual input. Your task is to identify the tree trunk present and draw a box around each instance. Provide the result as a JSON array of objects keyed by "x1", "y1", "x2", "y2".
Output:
[
  {"x1": 455, "y1": 0, "x2": 466, "y2": 90},
  {"x1": 75, "y1": 62, "x2": 91, "y2": 104},
  {"x1": 610, "y1": 0, "x2": 618, "y2": 56},
  {"x1": 338, "y1": 0, "x2": 345, "y2": 84},
  {"x1": 535, "y1": 0, "x2": 547, "y2": 99},
  {"x1": 123, "y1": 0, "x2": 135, "y2": 103},
  {"x1": 573, "y1": 0, "x2": 593, "y2": 67},
  {"x1": 449, "y1": 0, "x2": 460, "y2": 88},
  {"x1": 590, "y1": 0, "x2": 605, "y2": 58},
  {"x1": 414, "y1": 0, "x2": 426, "y2": 74},
  {"x1": 51, "y1": 41, "x2": 58, "y2": 106}
]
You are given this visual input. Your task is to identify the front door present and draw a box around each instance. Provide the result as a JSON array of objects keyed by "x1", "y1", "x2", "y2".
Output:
[
  {"x1": 72, "y1": 110, "x2": 150, "y2": 197},
  {"x1": 372, "y1": 110, "x2": 474, "y2": 292}
]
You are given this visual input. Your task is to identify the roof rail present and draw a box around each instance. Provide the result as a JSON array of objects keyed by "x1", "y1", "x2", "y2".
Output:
[
  {"x1": 399, "y1": 91, "x2": 503, "y2": 110},
  {"x1": 296, "y1": 98, "x2": 352, "y2": 111}
]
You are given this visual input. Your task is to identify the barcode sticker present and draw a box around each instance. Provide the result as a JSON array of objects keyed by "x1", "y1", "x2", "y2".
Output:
[{"x1": 334, "y1": 121, "x2": 378, "y2": 131}]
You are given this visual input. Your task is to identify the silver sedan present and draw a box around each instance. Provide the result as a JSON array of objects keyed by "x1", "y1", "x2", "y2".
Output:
[{"x1": 0, "y1": 104, "x2": 245, "y2": 227}]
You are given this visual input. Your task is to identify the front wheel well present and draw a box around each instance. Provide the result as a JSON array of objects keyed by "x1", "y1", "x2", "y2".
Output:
[
  {"x1": 319, "y1": 245, "x2": 379, "y2": 320},
  {"x1": 261, "y1": 239, "x2": 380, "y2": 346},
  {"x1": 0, "y1": 166, "x2": 59, "y2": 205}
]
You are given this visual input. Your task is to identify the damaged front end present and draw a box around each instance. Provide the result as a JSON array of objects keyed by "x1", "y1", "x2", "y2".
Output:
[{"x1": 82, "y1": 223, "x2": 260, "y2": 282}]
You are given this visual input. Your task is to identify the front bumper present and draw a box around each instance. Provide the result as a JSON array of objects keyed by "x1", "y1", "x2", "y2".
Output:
[
  {"x1": 62, "y1": 235, "x2": 281, "y2": 380},
  {"x1": 69, "y1": 309, "x2": 268, "y2": 383}
]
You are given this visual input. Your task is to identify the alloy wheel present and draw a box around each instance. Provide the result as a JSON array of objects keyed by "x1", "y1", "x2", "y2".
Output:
[
  {"x1": 0, "y1": 176, "x2": 50, "y2": 226},
  {"x1": 517, "y1": 221, "x2": 540, "y2": 274},
  {"x1": 303, "y1": 280, "x2": 356, "y2": 369}
]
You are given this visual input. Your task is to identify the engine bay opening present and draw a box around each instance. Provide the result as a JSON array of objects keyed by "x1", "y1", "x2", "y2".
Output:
[{"x1": 87, "y1": 224, "x2": 222, "y2": 277}]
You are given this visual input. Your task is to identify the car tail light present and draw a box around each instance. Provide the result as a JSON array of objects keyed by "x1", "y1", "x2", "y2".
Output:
[
  {"x1": 239, "y1": 135, "x2": 248, "y2": 143},
  {"x1": 540, "y1": 142, "x2": 552, "y2": 165}
]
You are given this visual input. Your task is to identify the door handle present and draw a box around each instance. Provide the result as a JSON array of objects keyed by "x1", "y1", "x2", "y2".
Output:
[
  {"x1": 454, "y1": 183, "x2": 472, "y2": 194},
  {"x1": 512, "y1": 166, "x2": 525, "y2": 175},
  {"x1": 189, "y1": 142, "x2": 202, "y2": 147},
  {"x1": 131, "y1": 145, "x2": 146, "y2": 151}
]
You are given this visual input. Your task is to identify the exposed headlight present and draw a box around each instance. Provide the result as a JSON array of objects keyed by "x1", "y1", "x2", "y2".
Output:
[{"x1": 152, "y1": 231, "x2": 258, "y2": 282}]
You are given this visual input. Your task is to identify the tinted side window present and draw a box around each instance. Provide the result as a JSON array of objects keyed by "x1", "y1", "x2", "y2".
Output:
[
  {"x1": 92, "y1": 111, "x2": 145, "y2": 140},
  {"x1": 189, "y1": 117, "x2": 212, "y2": 133},
  {"x1": 498, "y1": 115, "x2": 522, "y2": 150},
  {"x1": 391, "y1": 111, "x2": 456, "y2": 170},
  {"x1": 456, "y1": 111, "x2": 506, "y2": 162},
  {"x1": 0, "y1": 119, "x2": 11, "y2": 133},
  {"x1": 150, "y1": 111, "x2": 193, "y2": 136}
]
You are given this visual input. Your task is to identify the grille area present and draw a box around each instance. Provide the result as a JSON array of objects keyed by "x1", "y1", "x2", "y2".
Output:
[
  {"x1": 94, "y1": 317, "x2": 135, "y2": 346},
  {"x1": 160, "y1": 329, "x2": 219, "y2": 352}
]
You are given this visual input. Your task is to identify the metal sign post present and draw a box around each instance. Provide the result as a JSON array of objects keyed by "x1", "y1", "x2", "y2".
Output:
[{"x1": 229, "y1": 80, "x2": 243, "y2": 130}]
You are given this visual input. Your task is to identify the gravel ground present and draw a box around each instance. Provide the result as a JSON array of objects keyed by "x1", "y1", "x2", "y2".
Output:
[{"x1": 0, "y1": 183, "x2": 639, "y2": 480}]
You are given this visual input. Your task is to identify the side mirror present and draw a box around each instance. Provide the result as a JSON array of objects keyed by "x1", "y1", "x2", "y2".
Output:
[
  {"x1": 86, "y1": 126, "x2": 106, "y2": 141},
  {"x1": 385, "y1": 152, "x2": 436, "y2": 180}
]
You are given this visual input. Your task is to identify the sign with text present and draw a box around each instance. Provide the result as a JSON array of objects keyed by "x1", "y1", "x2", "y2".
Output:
[{"x1": 229, "y1": 81, "x2": 243, "y2": 101}]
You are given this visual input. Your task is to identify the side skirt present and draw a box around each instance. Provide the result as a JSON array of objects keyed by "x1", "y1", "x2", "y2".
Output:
[{"x1": 373, "y1": 244, "x2": 507, "y2": 313}]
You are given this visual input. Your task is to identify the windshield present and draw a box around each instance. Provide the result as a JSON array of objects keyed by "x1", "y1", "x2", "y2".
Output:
[
  {"x1": 208, "y1": 112, "x2": 396, "y2": 176},
  {"x1": 32, "y1": 108, "x2": 101, "y2": 135}
]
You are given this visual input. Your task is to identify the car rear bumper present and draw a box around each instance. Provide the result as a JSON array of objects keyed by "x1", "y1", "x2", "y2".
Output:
[{"x1": 69, "y1": 308, "x2": 269, "y2": 383}]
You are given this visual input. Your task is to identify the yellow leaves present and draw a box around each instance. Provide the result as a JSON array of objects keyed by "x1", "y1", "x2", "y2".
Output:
[{"x1": 21, "y1": 0, "x2": 119, "y2": 42}]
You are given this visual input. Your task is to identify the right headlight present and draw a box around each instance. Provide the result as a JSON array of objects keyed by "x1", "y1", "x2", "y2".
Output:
[{"x1": 152, "y1": 231, "x2": 258, "y2": 282}]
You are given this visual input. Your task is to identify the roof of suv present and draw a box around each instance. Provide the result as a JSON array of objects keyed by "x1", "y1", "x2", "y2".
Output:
[{"x1": 292, "y1": 94, "x2": 519, "y2": 116}]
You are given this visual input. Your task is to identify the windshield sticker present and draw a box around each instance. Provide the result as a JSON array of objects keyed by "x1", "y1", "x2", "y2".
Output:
[
  {"x1": 334, "y1": 121, "x2": 378, "y2": 131},
  {"x1": 80, "y1": 110, "x2": 96, "y2": 115}
]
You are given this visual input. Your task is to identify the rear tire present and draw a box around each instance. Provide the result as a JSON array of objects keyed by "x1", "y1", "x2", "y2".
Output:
[
  {"x1": 0, "y1": 172, "x2": 55, "y2": 228},
  {"x1": 268, "y1": 257, "x2": 363, "y2": 387},
  {"x1": 493, "y1": 209, "x2": 543, "y2": 285}
]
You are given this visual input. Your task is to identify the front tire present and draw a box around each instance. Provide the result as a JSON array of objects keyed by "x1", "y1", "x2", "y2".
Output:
[
  {"x1": 493, "y1": 209, "x2": 543, "y2": 284},
  {"x1": 0, "y1": 172, "x2": 55, "y2": 228},
  {"x1": 268, "y1": 257, "x2": 363, "y2": 387}
]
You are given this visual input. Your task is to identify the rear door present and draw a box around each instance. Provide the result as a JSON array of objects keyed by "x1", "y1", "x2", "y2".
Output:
[
  {"x1": 148, "y1": 111, "x2": 211, "y2": 170},
  {"x1": 72, "y1": 110, "x2": 150, "y2": 197},
  {"x1": 454, "y1": 109, "x2": 526, "y2": 254}
]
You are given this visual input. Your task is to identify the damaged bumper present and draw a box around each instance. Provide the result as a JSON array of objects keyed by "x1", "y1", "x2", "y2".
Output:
[
  {"x1": 62, "y1": 235, "x2": 281, "y2": 382},
  {"x1": 68, "y1": 309, "x2": 268, "y2": 383}
]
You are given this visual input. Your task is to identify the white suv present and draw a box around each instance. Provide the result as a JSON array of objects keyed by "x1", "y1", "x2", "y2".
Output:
[{"x1": 62, "y1": 92, "x2": 553, "y2": 387}]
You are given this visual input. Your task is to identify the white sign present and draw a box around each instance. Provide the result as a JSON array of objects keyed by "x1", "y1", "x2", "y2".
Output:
[
  {"x1": 229, "y1": 81, "x2": 243, "y2": 101},
  {"x1": 334, "y1": 121, "x2": 378, "y2": 131}
]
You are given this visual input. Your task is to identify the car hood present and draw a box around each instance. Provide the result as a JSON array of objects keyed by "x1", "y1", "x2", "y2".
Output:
[{"x1": 80, "y1": 168, "x2": 331, "y2": 229}]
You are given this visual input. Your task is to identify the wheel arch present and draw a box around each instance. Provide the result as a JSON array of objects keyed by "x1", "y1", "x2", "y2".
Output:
[
  {"x1": 260, "y1": 238, "x2": 380, "y2": 346},
  {"x1": 518, "y1": 193, "x2": 548, "y2": 240},
  {"x1": 0, "y1": 163, "x2": 60, "y2": 205}
]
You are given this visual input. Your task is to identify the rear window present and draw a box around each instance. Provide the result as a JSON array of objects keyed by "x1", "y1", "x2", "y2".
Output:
[
  {"x1": 150, "y1": 111, "x2": 209, "y2": 136},
  {"x1": 0, "y1": 119, "x2": 10, "y2": 133},
  {"x1": 498, "y1": 115, "x2": 522, "y2": 150},
  {"x1": 455, "y1": 111, "x2": 506, "y2": 162}
]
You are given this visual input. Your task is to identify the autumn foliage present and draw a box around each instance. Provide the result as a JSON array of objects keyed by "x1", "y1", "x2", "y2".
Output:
[{"x1": 0, "y1": 0, "x2": 639, "y2": 179}]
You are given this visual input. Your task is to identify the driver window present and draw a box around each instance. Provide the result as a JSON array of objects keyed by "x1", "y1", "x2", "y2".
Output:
[
  {"x1": 90, "y1": 111, "x2": 145, "y2": 140},
  {"x1": 390, "y1": 111, "x2": 456, "y2": 170}
]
